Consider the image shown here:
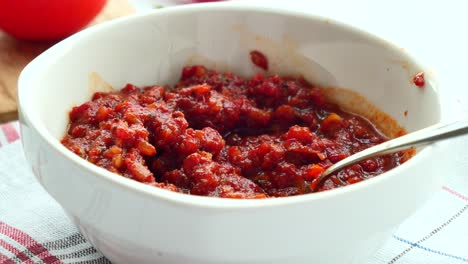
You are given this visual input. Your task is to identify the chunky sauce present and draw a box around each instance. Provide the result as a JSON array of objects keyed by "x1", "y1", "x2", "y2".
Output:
[{"x1": 62, "y1": 65, "x2": 408, "y2": 198}]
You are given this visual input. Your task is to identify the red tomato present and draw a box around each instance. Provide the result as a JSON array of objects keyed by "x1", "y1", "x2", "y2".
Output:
[{"x1": 0, "y1": 0, "x2": 107, "y2": 41}]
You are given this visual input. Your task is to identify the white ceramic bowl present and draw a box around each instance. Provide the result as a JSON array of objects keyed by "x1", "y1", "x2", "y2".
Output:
[{"x1": 18, "y1": 3, "x2": 444, "y2": 264}]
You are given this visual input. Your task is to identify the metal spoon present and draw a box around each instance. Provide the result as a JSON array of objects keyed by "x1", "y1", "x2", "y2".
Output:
[{"x1": 311, "y1": 116, "x2": 468, "y2": 192}]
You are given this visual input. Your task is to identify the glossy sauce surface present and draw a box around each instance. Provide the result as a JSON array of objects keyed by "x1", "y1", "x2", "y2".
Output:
[{"x1": 62, "y1": 66, "x2": 407, "y2": 198}]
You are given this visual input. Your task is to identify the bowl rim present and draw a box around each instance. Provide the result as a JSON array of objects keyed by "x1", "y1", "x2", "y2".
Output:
[{"x1": 18, "y1": 2, "x2": 441, "y2": 209}]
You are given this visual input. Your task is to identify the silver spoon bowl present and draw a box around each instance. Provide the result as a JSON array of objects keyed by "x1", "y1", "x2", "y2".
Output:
[{"x1": 311, "y1": 116, "x2": 468, "y2": 192}]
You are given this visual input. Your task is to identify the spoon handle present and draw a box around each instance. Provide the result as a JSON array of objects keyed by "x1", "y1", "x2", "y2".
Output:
[{"x1": 315, "y1": 116, "x2": 468, "y2": 190}]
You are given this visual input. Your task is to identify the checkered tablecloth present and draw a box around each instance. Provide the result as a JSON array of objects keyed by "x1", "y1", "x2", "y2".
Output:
[
  {"x1": 0, "y1": 121, "x2": 110, "y2": 263},
  {"x1": 1, "y1": 120, "x2": 467, "y2": 263}
]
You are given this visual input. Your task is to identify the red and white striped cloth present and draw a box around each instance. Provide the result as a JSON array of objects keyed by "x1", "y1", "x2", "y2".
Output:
[
  {"x1": 0, "y1": 120, "x2": 467, "y2": 264},
  {"x1": 0, "y1": 122, "x2": 109, "y2": 264}
]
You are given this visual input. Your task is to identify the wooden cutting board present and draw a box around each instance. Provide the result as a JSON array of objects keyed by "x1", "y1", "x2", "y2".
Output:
[{"x1": 0, "y1": 0, "x2": 135, "y2": 123}]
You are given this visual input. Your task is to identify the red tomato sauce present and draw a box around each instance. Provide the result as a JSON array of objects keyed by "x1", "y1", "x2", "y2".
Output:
[
  {"x1": 413, "y1": 72, "x2": 425, "y2": 88},
  {"x1": 250, "y1": 50, "x2": 269, "y2": 71},
  {"x1": 62, "y1": 65, "x2": 408, "y2": 198}
]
